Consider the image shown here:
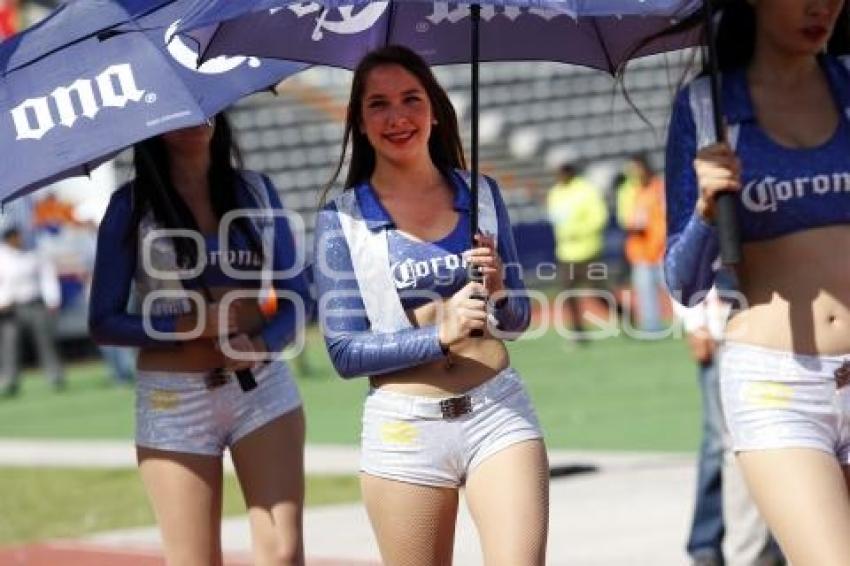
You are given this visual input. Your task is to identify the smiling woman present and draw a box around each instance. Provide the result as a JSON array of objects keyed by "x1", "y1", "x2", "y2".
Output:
[{"x1": 314, "y1": 45, "x2": 547, "y2": 566}]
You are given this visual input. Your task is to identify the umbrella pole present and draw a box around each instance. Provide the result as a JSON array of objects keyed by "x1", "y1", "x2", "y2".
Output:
[
  {"x1": 468, "y1": 3, "x2": 486, "y2": 338},
  {"x1": 703, "y1": 0, "x2": 741, "y2": 266},
  {"x1": 470, "y1": 3, "x2": 480, "y2": 245}
]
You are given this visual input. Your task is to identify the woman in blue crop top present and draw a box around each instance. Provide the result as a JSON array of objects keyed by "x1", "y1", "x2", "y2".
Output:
[
  {"x1": 314, "y1": 46, "x2": 547, "y2": 565},
  {"x1": 664, "y1": 1, "x2": 850, "y2": 563},
  {"x1": 89, "y1": 114, "x2": 312, "y2": 565}
]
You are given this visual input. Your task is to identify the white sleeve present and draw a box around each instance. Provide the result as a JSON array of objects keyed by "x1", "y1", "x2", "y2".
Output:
[
  {"x1": 671, "y1": 297, "x2": 709, "y2": 333},
  {"x1": 38, "y1": 253, "x2": 61, "y2": 310},
  {"x1": 0, "y1": 248, "x2": 11, "y2": 310}
]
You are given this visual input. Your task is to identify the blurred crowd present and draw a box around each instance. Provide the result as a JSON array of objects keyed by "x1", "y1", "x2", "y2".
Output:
[
  {"x1": 545, "y1": 152, "x2": 669, "y2": 342},
  {"x1": 0, "y1": 0, "x2": 60, "y2": 37},
  {"x1": 0, "y1": 163, "x2": 134, "y2": 397}
]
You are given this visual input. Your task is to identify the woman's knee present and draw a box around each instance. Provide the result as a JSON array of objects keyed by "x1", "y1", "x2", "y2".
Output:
[
  {"x1": 252, "y1": 530, "x2": 303, "y2": 566},
  {"x1": 250, "y1": 509, "x2": 303, "y2": 566}
]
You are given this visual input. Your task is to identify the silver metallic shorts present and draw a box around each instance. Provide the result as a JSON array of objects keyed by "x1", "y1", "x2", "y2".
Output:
[
  {"x1": 135, "y1": 360, "x2": 302, "y2": 456},
  {"x1": 360, "y1": 367, "x2": 544, "y2": 488},
  {"x1": 720, "y1": 341, "x2": 850, "y2": 463}
]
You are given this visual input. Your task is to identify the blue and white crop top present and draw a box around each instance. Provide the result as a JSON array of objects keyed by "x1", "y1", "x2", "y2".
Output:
[
  {"x1": 314, "y1": 171, "x2": 530, "y2": 379},
  {"x1": 665, "y1": 54, "x2": 850, "y2": 305},
  {"x1": 88, "y1": 172, "x2": 313, "y2": 352}
]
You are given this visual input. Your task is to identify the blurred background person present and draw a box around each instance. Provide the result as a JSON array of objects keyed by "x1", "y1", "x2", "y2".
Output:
[
  {"x1": 0, "y1": 224, "x2": 65, "y2": 397},
  {"x1": 75, "y1": 218, "x2": 136, "y2": 386},
  {"x1": 0, "y1": 0, "x2": 18, "y2": 38},
  {"x1": 33, "y1": 191, "x2": 82, "y2": 232},
  {"x1": 622, "y1": 154, "x2": 667, "y2": 333},
  {"x1": 547, "y1": 160, "x2": 610, "y2": 343},
  {"x1": 616, "y1": 157, "x2": 640, "y2": 237},
  {"x1": 45, "y1": 163, "x2": 139, "y2": 387}
]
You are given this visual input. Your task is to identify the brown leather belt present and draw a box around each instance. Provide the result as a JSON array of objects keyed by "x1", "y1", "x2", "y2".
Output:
[
  {"x1": 835, "y1": 361, "x2": 850, "y2": 389},
  {"x1": 439, "y1": 395, "x2": 474, "y2": 419}
]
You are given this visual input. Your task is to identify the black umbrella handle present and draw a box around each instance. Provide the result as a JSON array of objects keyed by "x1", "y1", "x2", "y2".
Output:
[
  {"x1": 468, "y1": 258, "x2": 487, "y2": 339},
  {"x1": 235, "y1": 368, "x2": 258, "y2": 391},
  {"x1": 703, "y1": 0, "x2": 741, "y2": 265}
]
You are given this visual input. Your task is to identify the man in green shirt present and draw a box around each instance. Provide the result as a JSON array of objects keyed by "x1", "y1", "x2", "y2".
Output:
[{"x1": 547, "y1": 162, "x2": 610, "y2": 343}]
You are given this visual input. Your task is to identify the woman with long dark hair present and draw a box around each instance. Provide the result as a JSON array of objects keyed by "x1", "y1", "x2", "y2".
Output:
[
  {"x1": 314, "y1": 46, "x2": 548, "y2": 565},
  {"x1": 89, "y1": 115, "x2": 312, "y2": 565},
  {"x1": 663, "y1": 1, "x2": 850, "y2": 563}
]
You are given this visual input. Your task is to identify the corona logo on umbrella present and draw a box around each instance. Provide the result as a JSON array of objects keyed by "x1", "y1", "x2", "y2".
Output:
[
  {"x1": 165, "y1": 20, "x2": 262, "y2": 74},
  {"x1": 425, "y1": 3, "x2": 565, "y2": 25},
  {"x1": 0, "y1": 0, "x2": 307, "y2": 206},
  {"x1": 277, "y1": 1, "x2": 570, "y2": 41},
  {"x1": 10, "y1": 63, "x2": 147, "y2": 141},
  {"x1": 282, "y1": 2, "x2": 390, "y2": 40}
]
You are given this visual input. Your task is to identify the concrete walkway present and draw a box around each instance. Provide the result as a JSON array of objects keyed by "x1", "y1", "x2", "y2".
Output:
[
  {"x1": 0, "y1": 440, "x2": 698, "y2": 565},
  {"x1": 0, "y1": 439, "x2": 361, "y2": 474}
]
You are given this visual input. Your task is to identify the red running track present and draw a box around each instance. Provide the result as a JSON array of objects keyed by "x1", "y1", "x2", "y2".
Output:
[{"x1": 0, "y1": 542, "x2": 379, "y2": 565}]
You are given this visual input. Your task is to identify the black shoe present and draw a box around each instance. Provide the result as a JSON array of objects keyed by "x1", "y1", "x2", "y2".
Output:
[{"x1": 691, "y1": 557, "x2": 723, "y2": 566}]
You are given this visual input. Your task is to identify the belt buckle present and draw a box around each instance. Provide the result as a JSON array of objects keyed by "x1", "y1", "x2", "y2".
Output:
[
  {"x1": 204, "y1": 369, "x2": 230, "y2": 390},
  {"x1": 836, "y1": 361, "x2": 850, "y2": 389},
  {"x1": 439, "y1": 395, "x2": 473, "y2": 419}
]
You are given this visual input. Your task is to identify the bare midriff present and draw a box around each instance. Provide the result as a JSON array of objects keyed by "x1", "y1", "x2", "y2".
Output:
[
  {"x1": 726, "y1": 224, "x2": 850, "y2": 355},
  {"x1": 369, "y1": 298, "x2": 510, "y2": 397},
  {"x1": 137, "y1": 286, "x2": 266, "y2": 373}
]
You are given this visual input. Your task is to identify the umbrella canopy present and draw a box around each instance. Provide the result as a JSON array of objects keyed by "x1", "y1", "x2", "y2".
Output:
[
  {"x1": 0, "y1": 0, "x2": 174, "y2": 75},
  {"x1": 172, "y1": 0, "x2": 702, "y2": 244},
  {"x1": 0, "y1": 0, "x2": 308, "y2": 205},
  {"x1": 175, "y1": 0, "x2": 701, "y2": 74}
]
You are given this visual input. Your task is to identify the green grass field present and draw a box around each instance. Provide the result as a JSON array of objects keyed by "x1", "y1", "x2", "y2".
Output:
[
  {"x1": 0, "y1": 329, "x2": 704, "y2": 544},
  {"x1": 0, "y1": 330, "x2": 702, "y2": 452},
  {"x1": 0, "y1": 468, "x2": 360, "y2": 545}
]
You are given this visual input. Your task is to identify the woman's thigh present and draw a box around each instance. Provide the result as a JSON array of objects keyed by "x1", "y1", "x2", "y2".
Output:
[
  {"x1": 737, "y1": 448, "x2": 850, "y2": 566},
  {"x1": 464, "y1": 439, "x2": 549, "y2": 566},
  {"x1": 361, "y1": 473, "x2": 459, "y2": 566},
  {"x1": 231, "y1": 407, "x2": 306, "y2": 566},
  {"x1": 137, "y1": 446, "x2": 224, "y2": 566}
]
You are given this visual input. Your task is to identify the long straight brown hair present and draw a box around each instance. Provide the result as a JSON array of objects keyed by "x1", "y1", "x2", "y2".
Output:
[
  {"x1": 321, "y1": 45, "x2": 466, "y2": 204},
  {"x1": 127, "y1": 114, "x2": 261, "y2": 269}
]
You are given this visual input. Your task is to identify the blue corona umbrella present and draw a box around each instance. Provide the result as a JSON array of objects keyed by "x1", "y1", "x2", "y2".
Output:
[
  {"x1": 0, "y1": 0, "x2": 308, "y2": 393},
  {"x1": 0, "y1": 0, "x2": 308, "y2": 205},
  {"x1": 0, "y1": 0, "x2": 175, "y2": 73},
  {"x1": 178, "y1": 0, "x2": 701, "y2": 73},
  {"x1": 175, "y1": 0, "x2": 703, "y2": 245}
]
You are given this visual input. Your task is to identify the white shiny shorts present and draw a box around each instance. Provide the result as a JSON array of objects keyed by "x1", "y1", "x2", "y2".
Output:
[
  {"x1": 135, "y1": 360, "x2": 302, "y2": 456},
  {"x1": 360, "y1": 367, "x2": 544, "y2": 488},
  {"x1": 720, "y1": 341, "x2": 850, "y2": 463}
]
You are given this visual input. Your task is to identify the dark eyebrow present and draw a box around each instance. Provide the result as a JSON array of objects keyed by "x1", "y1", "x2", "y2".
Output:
[{"x1": 365, "y1": 88, "x2": 424, "y2": 102}]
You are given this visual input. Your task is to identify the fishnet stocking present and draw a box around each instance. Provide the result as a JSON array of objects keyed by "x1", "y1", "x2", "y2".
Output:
[
  {"x1": 465, "y1": 440, "x2": 549, "y2": 566},
  {"x1": 361, "y1": 474, "x2": 459, "y2": 566}
]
